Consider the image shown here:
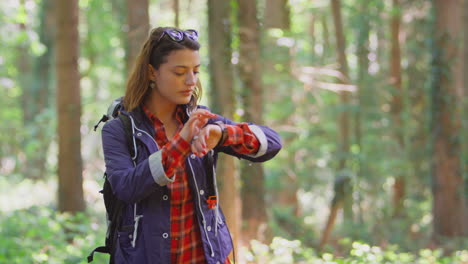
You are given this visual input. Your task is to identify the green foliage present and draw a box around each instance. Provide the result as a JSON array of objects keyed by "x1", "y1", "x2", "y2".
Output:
[
  {"x1": 244, "y1": 237, "x2": 468, "y2": 264},
  {"x1": 269, "y1": 206, "x2": 317, "y2": 247},
  {"x1": 0, "y1": 206, "x2": 107, "y2": 264},
  {"x1": 3, "y1": 204, "x2": 464, "y2": 264}
]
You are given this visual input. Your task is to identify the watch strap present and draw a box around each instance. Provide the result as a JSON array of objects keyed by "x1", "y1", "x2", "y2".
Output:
[{"x1": 214, "y1": 121, "x2": 228, "y2": 147}]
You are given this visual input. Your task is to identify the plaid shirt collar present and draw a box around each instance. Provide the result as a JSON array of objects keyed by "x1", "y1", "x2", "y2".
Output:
[{"x1": 142, "y1": 104, "x2": 187, "y2": 126}]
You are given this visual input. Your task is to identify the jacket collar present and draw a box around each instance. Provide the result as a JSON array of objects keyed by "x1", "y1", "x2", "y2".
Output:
[
  {"x1": 122, "y1": 104, "x2": 192, "y2": 133},
  {"x1": 119, "y1": 105, "x2": 153, "y2": 136}
]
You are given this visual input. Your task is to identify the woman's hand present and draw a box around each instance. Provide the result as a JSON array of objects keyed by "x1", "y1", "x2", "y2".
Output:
[
  {"x1": 190, "y1": 124, "x2": 222, "y2": 157},
  {"x1": 179, "y1": 109, "x2": 217, "y2": 144}
]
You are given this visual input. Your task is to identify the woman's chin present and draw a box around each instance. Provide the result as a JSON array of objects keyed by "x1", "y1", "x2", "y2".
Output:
[{"x1": 175, "y1": 97, "x2": 191, "y2": 105}]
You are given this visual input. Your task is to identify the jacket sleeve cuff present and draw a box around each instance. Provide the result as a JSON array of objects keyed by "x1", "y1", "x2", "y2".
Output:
[
  {"x1": 245, "y1": 125, "x2": 268, "y2": 158},
  {"x1": 148, "y1": 151, "x2": 176, "y2": 186}
]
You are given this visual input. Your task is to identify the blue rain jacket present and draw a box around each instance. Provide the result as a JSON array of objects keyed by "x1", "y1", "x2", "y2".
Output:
[{"x1": 101, "y1": 105, "x2": 282, "y2": 264}]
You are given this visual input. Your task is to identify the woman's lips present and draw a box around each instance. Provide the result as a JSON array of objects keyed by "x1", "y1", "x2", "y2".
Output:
[{"x1": 180, "y1": 90, "x2": 193, "y2": 96}]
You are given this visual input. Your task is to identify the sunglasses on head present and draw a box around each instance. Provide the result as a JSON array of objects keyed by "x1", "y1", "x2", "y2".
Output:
[{"x1": 156, "y1": 29, "x2": 199, "y2": 44}]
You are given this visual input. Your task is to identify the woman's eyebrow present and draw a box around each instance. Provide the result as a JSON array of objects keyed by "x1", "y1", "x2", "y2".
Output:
[{"x1": 173, "y1": 64, "x2": 201, "y2": 69}]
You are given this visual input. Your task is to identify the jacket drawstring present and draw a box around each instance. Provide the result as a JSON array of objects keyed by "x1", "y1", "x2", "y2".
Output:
[
  {"x1": 210, "y1": 150, "x2": 221, "y2": 237},
  {"x1": 129, "y1": 116, "x2": 143, "y2": 248},
  {"x1": 132, "y1": 203, "x2": 143, "y2": 248}
]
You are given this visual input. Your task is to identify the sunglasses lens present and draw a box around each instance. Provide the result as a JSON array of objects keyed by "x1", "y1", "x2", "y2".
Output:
[
  {"x1": 167, "y1": 29, "x2": 184, "y2": 41},
  {"x1": 184, "y1": 30, "x2": 198, "y2": 41}
]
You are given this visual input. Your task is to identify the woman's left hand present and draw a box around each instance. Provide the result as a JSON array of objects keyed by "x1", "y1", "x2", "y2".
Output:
[{"x1": 191, "y1": 124, "x2": 222, "y2": 157}]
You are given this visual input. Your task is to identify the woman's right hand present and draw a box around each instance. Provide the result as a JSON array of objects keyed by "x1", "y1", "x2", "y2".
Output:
[{"x1": 179, "y1": 109, "x2": 217, "y2": 144}]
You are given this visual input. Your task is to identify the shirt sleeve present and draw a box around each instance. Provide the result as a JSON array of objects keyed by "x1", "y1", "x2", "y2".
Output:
[
  {"x1": 220, "y1": 123, "x2": 260, "y2": 154},
  {"x1": 161, "y1": 133, "x2": 191, "y2": 178}
]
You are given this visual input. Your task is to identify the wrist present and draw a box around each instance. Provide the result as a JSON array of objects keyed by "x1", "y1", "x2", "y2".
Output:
[{"x1": 179, "y1": 127, "x2": 191, "y2": 142}]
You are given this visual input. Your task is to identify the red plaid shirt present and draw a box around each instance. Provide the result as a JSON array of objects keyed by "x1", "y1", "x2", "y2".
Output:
[{"x1": 144, "y1": 106, "x2": 259, "y2": 264}]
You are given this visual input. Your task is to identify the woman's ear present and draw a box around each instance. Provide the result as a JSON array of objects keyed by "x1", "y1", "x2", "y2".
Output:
[{"x1": 148, "y1": 64, "x2": 157, "y2": 81}]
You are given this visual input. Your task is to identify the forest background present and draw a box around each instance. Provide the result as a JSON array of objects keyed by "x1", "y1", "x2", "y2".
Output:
[{"x1": 0, "y1": 0, "x2": 467, "y2": 263}]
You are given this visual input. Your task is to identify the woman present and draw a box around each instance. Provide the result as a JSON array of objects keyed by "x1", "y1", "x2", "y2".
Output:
[{"x1": 102, "y1": 26, "x2": 281, "y2": 264}]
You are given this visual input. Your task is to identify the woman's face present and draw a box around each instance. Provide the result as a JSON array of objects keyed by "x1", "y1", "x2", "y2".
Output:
[{"x1": 151, "y1": 49, "x2": 200, "y2": 106}]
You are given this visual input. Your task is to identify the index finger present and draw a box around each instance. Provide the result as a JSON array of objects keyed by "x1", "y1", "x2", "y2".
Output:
[{"x1": 191, "y1": 110, "x2": 217, "y2": 119}]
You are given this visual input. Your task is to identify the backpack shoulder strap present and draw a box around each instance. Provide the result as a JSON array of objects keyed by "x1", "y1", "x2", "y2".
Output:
[{"x1": 118, "y1": 114, "x2": 136, "y2": 160}]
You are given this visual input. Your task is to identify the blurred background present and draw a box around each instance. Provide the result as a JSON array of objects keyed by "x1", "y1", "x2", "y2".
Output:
[{"x1": 0, "y1": 0, "x2": 467, "y2": 263}]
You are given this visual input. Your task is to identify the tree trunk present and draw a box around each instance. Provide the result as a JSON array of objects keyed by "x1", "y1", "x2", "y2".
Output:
[
  {"x1": 264, "y1": 0, "x2": 290, "y2": 29},
  {"x1": 126, "y1": 0, "x2": 149, "y2": 73},
  {"x1": 355, "y1": 0, "x2": 370, "y2": 224},
  {"x1": 55, "y1": 0, "x2": 85, "y2": 213},
  {"x1": 321, "y1": 12, "x2": 331, "y2": 64},
  {"x1": 319, "y1": 0, "x2": 354, "y2": 248},
  {"x1": 330, "y1": 0, "x2": 352, "y2": 219},
  {"x1": 208, "y1": 0, "x2": 240, "y2": 258},
  {"x1": 390, "y1": 0, "x2": 406, "y2": 217},
  {"x1": 309, "y1": 12, "x2": 316, "y2": 62},
  {"x1": 331, "y1": 0, "x2": 350, "y2": 171},
  {"x1": 319, "y1": 200, "x2": 342, "y2": 251},
  {"x1": 431, "y1": 0, "x2": 466, "y2": 238},
  {"x1": 237, "y1": 0, "x2": 268, "y2": 243}
]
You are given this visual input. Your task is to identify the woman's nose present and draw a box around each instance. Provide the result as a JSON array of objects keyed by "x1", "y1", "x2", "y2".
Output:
[{"x1": 185, "y1": 72, "x2": 197, "y2": 86}]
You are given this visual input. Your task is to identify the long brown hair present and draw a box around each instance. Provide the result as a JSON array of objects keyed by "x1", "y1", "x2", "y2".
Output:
[{"x1": 123, "y1": 27, "x2": 202, "y2": 112}]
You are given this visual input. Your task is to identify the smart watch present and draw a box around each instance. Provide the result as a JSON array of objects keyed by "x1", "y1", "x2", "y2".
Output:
[{"x1": 214, "y1": 121, "x2": 228, "y2": 147}]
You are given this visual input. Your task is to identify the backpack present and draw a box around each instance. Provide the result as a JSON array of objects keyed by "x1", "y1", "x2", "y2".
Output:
[{"x1": 88, "y1": 97, "x2": 135, "y2": 263}]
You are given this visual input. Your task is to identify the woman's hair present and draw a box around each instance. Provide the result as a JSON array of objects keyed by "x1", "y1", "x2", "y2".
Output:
[{"x1": 123, "y1": 27, "x2": 201, "y2": 112}]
